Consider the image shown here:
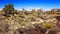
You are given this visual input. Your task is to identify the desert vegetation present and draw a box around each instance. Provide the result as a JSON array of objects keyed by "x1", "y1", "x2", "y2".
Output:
[{"x1": 0, "y1": 4, "x2": 60, "y2": 34}]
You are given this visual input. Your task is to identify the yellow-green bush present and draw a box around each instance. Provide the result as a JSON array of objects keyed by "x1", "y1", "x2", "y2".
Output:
[{"x1": 41, "y1": 22, "x2": 54, "y2": 29}]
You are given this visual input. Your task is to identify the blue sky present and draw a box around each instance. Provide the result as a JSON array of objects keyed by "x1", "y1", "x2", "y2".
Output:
[{"x1": 0, "y1": 0, "x2": 60, "y2": 10}]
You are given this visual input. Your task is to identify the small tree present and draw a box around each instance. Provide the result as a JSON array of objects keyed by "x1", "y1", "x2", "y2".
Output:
[{"x1": 3, "y1": 4, "x2": 16, "y2": 16}]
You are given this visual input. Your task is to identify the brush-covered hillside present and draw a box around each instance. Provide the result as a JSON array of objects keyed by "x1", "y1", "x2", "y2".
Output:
[{"x1": 0, "y1": 4, "x2": 60, "y2": 34}]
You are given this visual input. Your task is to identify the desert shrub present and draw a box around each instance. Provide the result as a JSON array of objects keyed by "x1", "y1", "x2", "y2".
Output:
[
  {"x1": 48, "y1": 30, "x2": 57, "y2": 34},
  {"x1": 41, "y1": 22, "x2": 54, "y2": 29}
]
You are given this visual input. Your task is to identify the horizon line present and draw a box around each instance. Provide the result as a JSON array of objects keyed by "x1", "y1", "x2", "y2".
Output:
[{"x1": 0, "y1": 8, "x2": 60, "y2": 11}]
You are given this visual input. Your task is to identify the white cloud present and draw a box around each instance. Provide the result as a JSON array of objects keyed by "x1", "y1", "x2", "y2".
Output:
[
  {"x1": 25, "y1": 7, "x2": 40, "y2": 11},
  {"x1": 0, "y1": 8, "x2": 2, "y2": 11}
]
